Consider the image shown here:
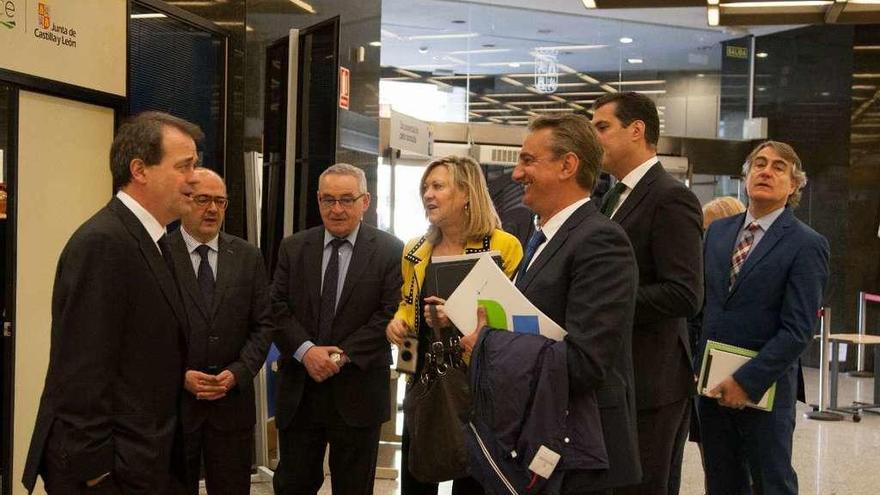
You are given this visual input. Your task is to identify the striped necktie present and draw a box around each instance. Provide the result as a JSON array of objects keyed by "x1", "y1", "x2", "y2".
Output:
[{"x1": 729, "y1": 222, "x2": 761, "y2": 290}]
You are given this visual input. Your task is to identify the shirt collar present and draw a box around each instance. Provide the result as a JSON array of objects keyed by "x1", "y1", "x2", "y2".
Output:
[
  {"x1": 116, "y1": 191, "x2": 166, "y2": 245},
  {"x1": 743, "y1": 206, "x2": 785, "y2": 233},
  {"x1": 539, "y1": 196, "x2": 591, "y2": 240},
  {"x1": 324, "y1": 222, "x2": 360, "y2": 248},
  {"x1": 620, "y1": 156, "x2": 659, "y2": 190},
  {"x1": 180, "y1": 227, "x2": 219, "y2": 254}
]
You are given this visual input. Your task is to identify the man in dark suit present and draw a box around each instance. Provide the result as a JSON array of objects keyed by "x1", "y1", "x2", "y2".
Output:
[
  {"x1": 464, "y1": 113, "x2": 641, "y2": 494},
  {"x1": 22, "y1": 112, "x2": 202, "y2": 494},
  {"x1": 168, "y1": 168, "x2": 274, "y2": 494},
  {"x1": 271, "y1": 163, "x2": 404, "y2": 495},
  {"x1": 591, "y1": 92, "x2": 703, "y2": 495},
  {"x1": 697, "y1": 141, "x2": 829, "y2": 495}
]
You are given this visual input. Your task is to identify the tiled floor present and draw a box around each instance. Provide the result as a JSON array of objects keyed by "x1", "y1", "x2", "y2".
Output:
[{"x1": 218, "y1": 368, "x2": 880, "y2": 495}]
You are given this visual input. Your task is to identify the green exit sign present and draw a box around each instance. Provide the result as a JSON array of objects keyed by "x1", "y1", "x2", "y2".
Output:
[{"x1": 726, "y1": 46, "x2": 749, "y2": 59}]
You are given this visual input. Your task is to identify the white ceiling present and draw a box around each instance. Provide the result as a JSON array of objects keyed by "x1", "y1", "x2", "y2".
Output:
[{"x1": 380, "y1": 0, "x2": 797, "y2": 75}]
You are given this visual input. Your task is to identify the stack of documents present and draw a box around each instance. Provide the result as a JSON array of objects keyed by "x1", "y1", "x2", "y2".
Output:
[
  {"x1": 442, "y1": 254, "x2": 566, "y2": 341},
  {"x1": 698, "y1": 340, "x2": 776, "y2": 411}
]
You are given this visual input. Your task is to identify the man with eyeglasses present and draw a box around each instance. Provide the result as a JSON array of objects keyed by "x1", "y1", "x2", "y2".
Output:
[
  {"x1": 167, "y1": 168, "x2": 274, "y2": 494},
  {"x1": 271, "y1": 163, "x2": 403, "y2": 495}
]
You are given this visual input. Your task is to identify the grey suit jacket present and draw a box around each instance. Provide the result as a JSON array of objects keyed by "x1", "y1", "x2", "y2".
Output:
[
  {"x1": 169, "y1": 230, "x2": 274, "y2": 432},
  {"x1": 516, "y1": 200, "x2": 642, "y2": 492},
  {"x1": 270, "y1": 223, "x2": 403, "y2": 429}
]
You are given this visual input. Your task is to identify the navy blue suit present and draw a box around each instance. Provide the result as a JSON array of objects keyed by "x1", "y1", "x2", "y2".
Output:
[{"x1": 696, "y1": 207, "x2": 829, "y2": 495}]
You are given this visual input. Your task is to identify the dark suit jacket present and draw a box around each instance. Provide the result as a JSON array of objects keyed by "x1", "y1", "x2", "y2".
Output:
[
  {"x1": 271, "y1": 223, "x2": 403, "y2": 429},
  {"x1": 23, "y1": 197, "x2": 187, "y2": 494},
  {"x1": 515, "y1": 200, "x2": 642, "y2": 492},
  {"x1": 697, "y1": 208, "x2": 829, "y2": 408},
  {"x1": 608, "y1": 162, "x2": 704, "y2": 409},
  {"x1": 169, "y1": 230, "x2": 274, "y2": 432}
]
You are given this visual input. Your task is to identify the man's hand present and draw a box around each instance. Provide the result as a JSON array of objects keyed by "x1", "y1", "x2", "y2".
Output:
[
  {"x1": 423, "y1": 296, "x2": 452, "y2": 329},
  {"x1": 460, "y1": 306, "x2": 488, "y2": 355},
  {"x1": 302, "y1": 346, "x2": 343, "y2": 383},
  {"x1": 184, "y1": 370, "x2": 227, "y2": 401},
  {"x1": 708, "y1": 376, "x2": 750, "y2": 409},
  {"x1": 386, "y1": 318, "x2": 410, "y2": 346}
]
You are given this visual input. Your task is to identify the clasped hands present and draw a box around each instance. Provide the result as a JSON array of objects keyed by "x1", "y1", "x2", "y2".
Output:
[
  {"x1": 184, "y1": 369, "x2": 236, "y2": 401},
  {"x1": 302, "y1": 346, "x2": 348, "y2": 383}
]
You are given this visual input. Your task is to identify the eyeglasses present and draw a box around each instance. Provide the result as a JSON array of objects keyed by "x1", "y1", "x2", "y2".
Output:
[
  {"x1": 192, "y1": 194, "x2": 229, "y2": 209},
  {"x1": 319, "y1": 193, "x2": 365, "y2": 208}
]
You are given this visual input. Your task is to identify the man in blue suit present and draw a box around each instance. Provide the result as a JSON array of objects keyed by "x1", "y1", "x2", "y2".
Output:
[{"x1": 697, "y1": 141, "x2": 829, "y2": 495}]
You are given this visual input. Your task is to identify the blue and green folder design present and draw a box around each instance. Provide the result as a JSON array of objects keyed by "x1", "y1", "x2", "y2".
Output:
[{"x1": 698, "y1": 340, "x2": 777, "y2": 412}]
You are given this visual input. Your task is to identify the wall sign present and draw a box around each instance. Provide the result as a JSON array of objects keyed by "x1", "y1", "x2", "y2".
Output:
[
  {"x1": 726, "y1": 45, "x2": 749, "y2": 59},
  {"x1": 389, "y1": 110, "x2": 431, "y2": 157},
  {"x1": 339, "y1": 66, "x2": 350, "y2": 110},
  {"x1": 534, "y1": 47, "x2": 558, "y2": 94},
  {"x1": 0, "y1": 0, "x2": 126, "y2": 96}
]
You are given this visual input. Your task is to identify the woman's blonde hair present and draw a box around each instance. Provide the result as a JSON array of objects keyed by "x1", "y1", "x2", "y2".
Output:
[
  {"x1": 421, "y1": 155, "x2": 501, "y2": 244},
  {"x1": 702, "y1": 196, "x2": 746, "y2": 228}
]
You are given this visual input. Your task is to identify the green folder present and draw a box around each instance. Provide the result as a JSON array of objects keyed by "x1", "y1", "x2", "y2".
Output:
[{"x1": 698, "y1": 340, "x2": 776, "y2": 412}]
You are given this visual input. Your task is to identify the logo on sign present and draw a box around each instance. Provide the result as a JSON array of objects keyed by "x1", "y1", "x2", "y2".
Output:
[
  {"x1": 38, "y1": 2, "x2": 49, "y2": 29},
  {"x1": 338, "y1": 66, "x2": 350, "y2": 110},
  {"x1": 534, "y1": 48, "x2": 559, "y2": 94},
  {"x1": 1, "y1": 0, "x2": 17, "y2": 30}
]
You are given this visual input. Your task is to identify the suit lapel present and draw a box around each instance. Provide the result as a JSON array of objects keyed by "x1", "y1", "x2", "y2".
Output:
[
  {"x1": 729, "y1": 209, "x2": 792, "y2": 296},
  {"x1": 108, "y1": 198, "x2": 187, "y2": 329},
  {"x1": 305, "y1": 228, "x2": 325, "y2": 320},
  {"x1": 517, "y1": 201, "x2": 594, "y2": 291},
  {"x1": 169, "y1": 231, "x2": 211, "y2": 321},
  {"x1": 336, "y1": 225, "x2": 375, "y2": 311},
  {"x1": 611, "y1": 162, "x2": 662, "y2": 224},
  {"x1": 211, "y1": 233, "x2": 236, "y2": 318}
]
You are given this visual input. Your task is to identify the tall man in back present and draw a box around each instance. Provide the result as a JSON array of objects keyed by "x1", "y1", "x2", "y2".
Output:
[
  {"x1": 592, "y1": 92, "x2": 704, "y2": 495},
  {"x1": 271, "y1": 164, "x2": 404, "y2": 495},
  {"x1": 462, "y1": 113, "x2": 641, "y2": 494},
  {"x1": 23, "y1": 112, "x2": 201, "y2": 494},
  {"x1": 698, "y1": 141, "x2": 829, "y2": 494},
  {"x1": 168, "y1": 168, "x2": 274, "y2": 494}
]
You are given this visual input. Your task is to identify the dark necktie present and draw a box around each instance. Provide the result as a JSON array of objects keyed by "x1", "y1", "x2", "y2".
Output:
[
  {"x1": 158, "y1": 235, "x2": 176, "y2": 275},
  {"x1": 600, "y1": 182, "x2": 628, "y2": 217},
  {"x1": 195, "y1": 244, "x2": 215, "y2": 307},
  {"x1": 319, "y1": 238, "x2": 347, "y2": 345},
  {"x1": 516, "y1": 228, "x2": 547, "y2": 285}
]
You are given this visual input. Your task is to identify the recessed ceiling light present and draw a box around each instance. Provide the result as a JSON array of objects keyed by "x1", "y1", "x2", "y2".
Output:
[
  {"x1": 697, "y1": 73, "x2": 706, "y2": 78},
  {"x1": 452, "y1": 19, "x2": 466, "y2": 24},
  {"x1": 369, "y1": 41, "x2": 381, "y2": 47},
  {"x1": 482, "y1": 43, "x2": 496, "y2": 48},
  {"x1": 409, "y1": 33, "x2": 479, "y2": 40},
  {"x1": 627, "y1": 58, "x2": 643, "y2": 64},
  {"x1": 756, "y1": 52, "x2": 769, "y2": 58},
  {"x1": 758, "y1": 87, "x2": 766, "y2": 92},
  {"x1": 619, "y1": 37, "x2": 633, "y2": 44},
  {"x1": 418, "y1": 46, "x2": 429, "y2": 54},
  {"x1": 509, "y1": 63, "x2": 521, "y2": 68}
]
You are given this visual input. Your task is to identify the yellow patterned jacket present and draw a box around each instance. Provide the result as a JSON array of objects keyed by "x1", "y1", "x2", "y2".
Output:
[{"x1": 393, "y1": 228, "x2": 523, "y2": 333}]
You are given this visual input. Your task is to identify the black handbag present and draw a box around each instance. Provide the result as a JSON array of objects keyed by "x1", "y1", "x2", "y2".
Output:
[{"x1": 403, "y1": 328, "x2": 472, "y2": 483}]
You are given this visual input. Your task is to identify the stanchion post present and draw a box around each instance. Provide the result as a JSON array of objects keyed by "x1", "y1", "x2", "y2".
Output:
[
  {"x1": 807, "y1": 306, "x2": 843, "y2": 421},
  {"x1": 851, "y1": 291, "x2": 876, "y2": 378}
]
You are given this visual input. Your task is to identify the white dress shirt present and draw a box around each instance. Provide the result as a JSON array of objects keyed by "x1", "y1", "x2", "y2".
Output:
[
  {"x1": 116, "y1": 191, "x2": 165, "y2": 253},
  {"x1": 610, "y1": 157, "x2": 659, "y2": 218}
]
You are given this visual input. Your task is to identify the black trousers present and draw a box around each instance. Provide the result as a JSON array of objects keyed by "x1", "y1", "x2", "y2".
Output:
[
  {"x1": 614, "y1": 398, "x2": 691, "y2": 495},
  {"x1": 273, "y1": 396, "x2": 382, "y2": 495},
  {"x1": 181, "y1": 421, "x2": 253, "y2": 495}
]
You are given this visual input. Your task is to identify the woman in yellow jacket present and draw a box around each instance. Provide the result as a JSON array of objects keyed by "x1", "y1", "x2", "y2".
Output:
[{"x1": 386, "y1": 155, "x2": 522, "y2": 495}]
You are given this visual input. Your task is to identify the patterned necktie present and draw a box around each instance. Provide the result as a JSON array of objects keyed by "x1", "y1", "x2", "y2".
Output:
[
  {"x1": 516, "y1": 228, "x2": 547, "y2": 285},
  {"x1": 600, "y1": 182, "x2": 628, "y2": 217},
  {"x1": 319, "y1": 238, "x2": 348, "y2": 345},
  {"x1": 195, "y1": 244, "x2": 215, "y2": 307},
  {"x1": 729, "y1": 222, "x2": 761, "y2": 290}
]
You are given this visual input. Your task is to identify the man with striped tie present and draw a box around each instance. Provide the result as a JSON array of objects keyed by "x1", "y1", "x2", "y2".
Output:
[{"x1": 696, "y1": 141, "x2": 829, "y2": 495}]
